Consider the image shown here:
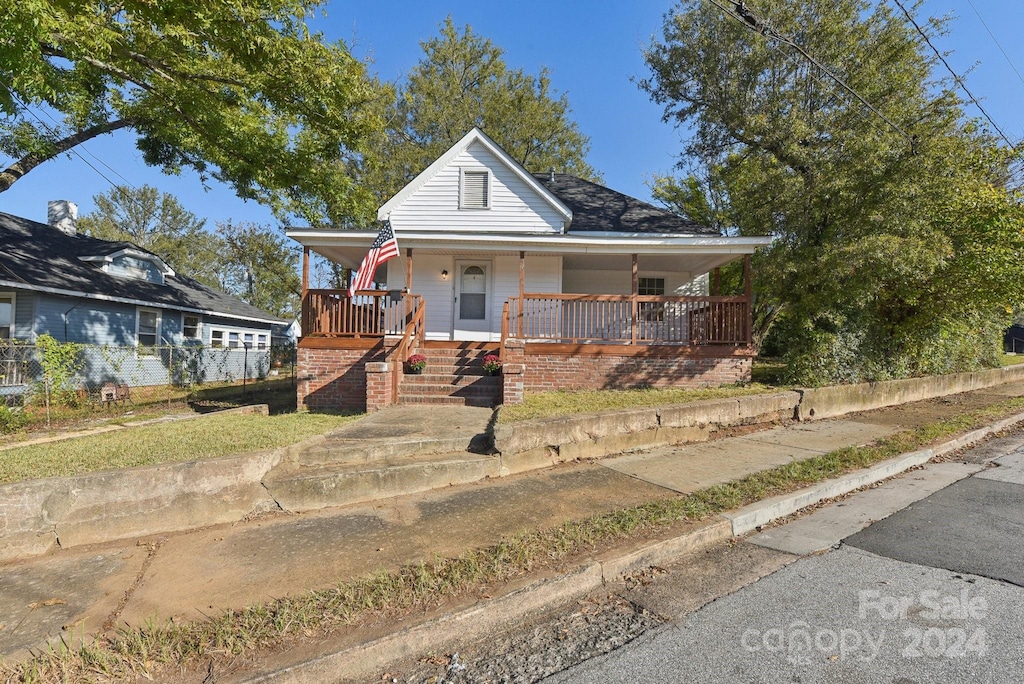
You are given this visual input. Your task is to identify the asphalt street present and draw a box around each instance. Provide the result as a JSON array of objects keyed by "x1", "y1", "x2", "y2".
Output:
[{"x1": 544, "y1": 445, "x2": 1024, "y2": 683}]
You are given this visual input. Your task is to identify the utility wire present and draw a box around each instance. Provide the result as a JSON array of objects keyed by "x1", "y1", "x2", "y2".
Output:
[
  {"x1": 890, "y1": 0, "x2": 1017, "y2": 148},
  {"x1": 965, "y1": 0, "x2": 1024, "y2": 90},
  {"x1": 705, "y1": 0, "x2": 918, "y2": 150},
  {"x1": 0, "y1": 78, "x2": 305, "y2": 307}
]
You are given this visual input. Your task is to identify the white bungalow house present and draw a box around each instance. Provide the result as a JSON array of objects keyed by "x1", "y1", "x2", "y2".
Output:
[{"x1": 287, "y1": 128, "x2": 771, "y2": 411}]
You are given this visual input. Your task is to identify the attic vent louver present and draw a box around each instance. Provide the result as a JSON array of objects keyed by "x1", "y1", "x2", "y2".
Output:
[{"x1": 461, "y1": 170, "x2": 489, "y2": 209}]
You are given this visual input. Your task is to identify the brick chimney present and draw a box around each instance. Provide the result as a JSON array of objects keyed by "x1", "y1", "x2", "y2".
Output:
[{"x1": 47, "y1": 200, "x2": 78, "y2": 236}]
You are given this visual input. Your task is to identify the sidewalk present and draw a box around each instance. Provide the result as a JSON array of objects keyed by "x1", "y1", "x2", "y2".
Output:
[{"x1": 2, "y1": 382, "x2": 1024, "y2": 674}]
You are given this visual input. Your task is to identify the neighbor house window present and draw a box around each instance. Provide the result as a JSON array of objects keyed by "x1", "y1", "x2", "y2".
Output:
[
  {"x1": 183, "y1": 314, "x2": 201, "y2": 341},
  {"x1": 210, "y1": 327, "x2": 267, "y2": 350},
  {"x1": 460, "y1": 170, "x2": 490, "y2": 209},
  {"x1": 0, "y1": 293, "x2": 13, "y2": 340},
  {"x1": 136, "y1": 307, "x2": 161, "y2": 354},
  {"x1": 638, "y1": 277, "x2": 666, "y2": 296}
]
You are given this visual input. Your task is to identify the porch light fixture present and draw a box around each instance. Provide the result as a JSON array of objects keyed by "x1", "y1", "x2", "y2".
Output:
[{"x1": 441, "y1": 269, "x2": 449, "y2": 280}]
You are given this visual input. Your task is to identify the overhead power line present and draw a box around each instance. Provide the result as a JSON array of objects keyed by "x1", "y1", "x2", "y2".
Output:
[
  {"x1": 0, "y1": 78, "x2": 303, "y2": 309},
  {"x1": 705, "y1": 0, "x2": 919, "y2": 150},
  {"x1": 965, "y1": 0, "x2": 1024, "y2": 91},
  {"x1": 890, "y1": 0, "x2": 1017, "y2": 149}
]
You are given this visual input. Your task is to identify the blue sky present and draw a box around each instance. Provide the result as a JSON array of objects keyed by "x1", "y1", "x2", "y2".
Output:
[{"x1": 2, "y1": 0, "x2": 1022, "y2": 230}]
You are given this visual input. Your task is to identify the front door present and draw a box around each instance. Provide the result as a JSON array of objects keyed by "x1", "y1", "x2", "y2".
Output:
[{"x1": 453, "y1": 260, "x2": 492, "y2": 340}]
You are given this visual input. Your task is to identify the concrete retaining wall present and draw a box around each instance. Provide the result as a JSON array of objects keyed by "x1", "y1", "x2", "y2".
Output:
[
  {"x1": 492, "y1": 391, "x2": 802, "y2": 461},
  {"x1": 797, "y1": 364, "x2": 1024, "y2": 421},
  {"x1": 5, "y1": 366, "x2": 1024, "y2": 563},
  {"x1": 0, "y1": 450, "x2": 282, "y2": 563}
]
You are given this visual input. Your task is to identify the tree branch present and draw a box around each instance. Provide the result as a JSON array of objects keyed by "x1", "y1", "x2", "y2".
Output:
[{"x1": 0, "y1": 118, "x2": 133, "y2": 193}]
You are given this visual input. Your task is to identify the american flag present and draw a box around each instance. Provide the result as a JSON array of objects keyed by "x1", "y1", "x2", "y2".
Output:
[{"x1": 348, "y1": 220, "x2": 400, "y2": 297}]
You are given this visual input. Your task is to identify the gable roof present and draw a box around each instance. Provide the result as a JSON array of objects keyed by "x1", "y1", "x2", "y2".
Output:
[
  {"x1": 535, "y1": 173, "x2": 719, "y2": 236},
  {"x1": 0, "y1": 211, "x2": 284, "y2": 325},
  {"x1": 377, "y1": 127, "x2": 572, "y2": 223}
]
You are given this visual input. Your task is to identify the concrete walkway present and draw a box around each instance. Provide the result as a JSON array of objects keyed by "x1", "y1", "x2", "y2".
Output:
[{"x1": 2, "y1": 386, "x2": 1024, "y2": 668}]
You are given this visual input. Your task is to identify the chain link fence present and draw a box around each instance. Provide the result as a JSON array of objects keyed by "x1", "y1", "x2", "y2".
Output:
[{"x1": 0, "y1": 341, "x2": 297, "y2": 410}]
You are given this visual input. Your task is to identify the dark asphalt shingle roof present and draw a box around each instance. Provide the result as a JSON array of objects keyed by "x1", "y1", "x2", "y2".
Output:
[
  {"x1": 533, "y1": 173, "x2": 719, "y2": 236},
  {"x1": 0, "y1": 211, "x2": 284, "y2": 323}
]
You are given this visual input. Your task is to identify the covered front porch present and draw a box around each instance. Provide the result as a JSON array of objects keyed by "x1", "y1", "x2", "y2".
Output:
[{"x1": 293, "y1": 243, "x2": 758, "y2": 411}]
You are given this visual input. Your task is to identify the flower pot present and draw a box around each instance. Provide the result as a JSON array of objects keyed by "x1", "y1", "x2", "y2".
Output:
[
  {"x1": 485, "y1": 368, "x2": 500, "y2": 376},
  {"x1": 406, "y1": 366, "x2": 424, "y2": 375}
]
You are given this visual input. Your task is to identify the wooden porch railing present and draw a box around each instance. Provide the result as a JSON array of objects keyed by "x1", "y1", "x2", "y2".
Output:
[
  {"x1": 301, "y1": 289, "x2": 412, "y2": 338},
  {"x1": 391, "y1": 296, "x2": 426, "y2": 402},
  {"x1": 504, "y1": 294, "x2": 751, "y2": 346}
]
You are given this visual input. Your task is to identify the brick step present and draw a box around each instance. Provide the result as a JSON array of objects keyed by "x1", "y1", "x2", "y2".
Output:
[
  {"x1": 406, "y1": 367, "x2": 495, "y2": 377},
  {"x1": 399, "y1": 386, "x2": 498, "y2": 399},
  {"x1": 402, "y1": 373, "x2": 500, "y2": 384},
  {"x1": 397, "y1": 395, "x2": 496, "y2": 407},
  {"x1": 418, "y1": 357, "x2": 494, "y2": 367}
]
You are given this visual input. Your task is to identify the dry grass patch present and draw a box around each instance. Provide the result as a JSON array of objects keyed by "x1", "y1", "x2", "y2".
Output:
[{"x1": 0, "y1": 412, "x2": 359, "y2": 485}]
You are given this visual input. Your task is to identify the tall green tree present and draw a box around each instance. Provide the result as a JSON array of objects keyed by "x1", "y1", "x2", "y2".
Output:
[
  {"x1": 643, "y1": 0, "x2": 1024, "y2": 384},
  {"x1": 364, "y1": 17, "x2": 597, "y2": 204},
  {"x1": 216, "y1": 221, "x2": 301, "y2": 320},
  {"x1": 78, "y1": 185, "x2": 224, "y2": 288},
  {"x1": 0, "y1": 0, "x2": 388, "y2": 224}
]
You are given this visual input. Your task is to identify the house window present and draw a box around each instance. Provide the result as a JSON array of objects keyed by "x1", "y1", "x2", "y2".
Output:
[
  {"x1": 460, "y1": 170, "x2": 490, "y2": 209},
  {"x1": 459, "y1": 265, "x2": 487, "y2": 320},
  {"x1": 210, "y1": 327, "x2": 267, "y2": 350},
  {"x1": 137, "y1": 307, "x2": 161, "y2": 354},
  {"x1": 183, "y1": 314, "x2": 201, "y2": 341},
  {"x1": 0, "y1": 293, "x2": 13, "y2": 340},
  {"x1": 638, "y1": 277, "x2": 666, "y2": 296}
]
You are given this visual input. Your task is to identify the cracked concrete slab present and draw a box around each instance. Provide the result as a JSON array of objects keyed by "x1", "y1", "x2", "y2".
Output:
[
  {"x1": 0, "y1": 546, "x2": 146, "y2": 659},
  {"x1": 975, "y1": 452, "x2": 1024, "y2": 486},
  {"x1": 115, "y1": 463, "x2": 670, "y2": 627},
  {"x1": 748, "y1": 461, "x2": 982, "y2": 555}
]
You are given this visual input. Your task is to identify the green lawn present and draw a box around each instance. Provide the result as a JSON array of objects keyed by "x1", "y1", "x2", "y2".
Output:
[
  {"x1": 498, "y1": 383, "x2": 780, "y2": 422},
  {"x1": 0, "y1": 411, "x2": 359, "y2": 485}
]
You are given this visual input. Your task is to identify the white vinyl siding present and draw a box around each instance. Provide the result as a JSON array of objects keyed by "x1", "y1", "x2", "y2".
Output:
[
  {"x1": 390, "y1": 255, "x2": 561, "y2": 341},
  {"x1": 563, "y1": 269, "x2": 707, "y2": 296},
  {"x1": 387, "y1": 141, "x2": 564, "y2": 233}
]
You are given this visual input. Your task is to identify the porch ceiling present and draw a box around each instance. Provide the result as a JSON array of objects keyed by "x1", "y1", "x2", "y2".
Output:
[{"x1": 288, "y1": 229, "x2": 771, "y2": 272}]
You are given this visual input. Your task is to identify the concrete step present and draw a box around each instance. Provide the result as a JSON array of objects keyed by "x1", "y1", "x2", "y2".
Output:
[{"x1": 265, "y1": 451, "x2": 501, "y2": 512}]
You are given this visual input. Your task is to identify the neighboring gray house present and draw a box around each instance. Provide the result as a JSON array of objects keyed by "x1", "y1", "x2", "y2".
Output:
[{"x1": 0, "y1": 204, "x2": 284, "y2": 395}]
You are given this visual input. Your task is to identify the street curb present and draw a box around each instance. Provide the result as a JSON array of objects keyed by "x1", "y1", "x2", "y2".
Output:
[
  {"x1": 239, "y1": 409, "x2": 1024, "y2": 683},
  {"x1": 242, "y1": 521, "x2": 732, "y2": 684}
]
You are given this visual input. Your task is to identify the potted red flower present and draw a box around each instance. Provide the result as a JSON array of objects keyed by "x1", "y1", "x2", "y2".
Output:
[
  {"x1": 406, "y1": 354, "x2": 427, "y2": 374},
  {"x1": 482, "y1": 354, "x2": 502, "y2": 376}
]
